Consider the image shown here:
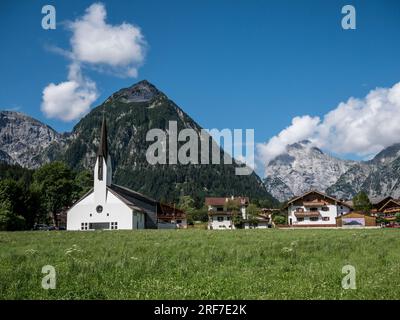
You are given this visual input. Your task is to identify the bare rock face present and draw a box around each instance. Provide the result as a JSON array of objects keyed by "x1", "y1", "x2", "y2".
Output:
[
  {"x1": 264, "y1": 139, "x2": 400, "y2": 202},
  {"x1": 0, "y1": 111, "x2": 65, "y2": 168},
  {"x1": 263, "y1": 176, "x2": 294, "y2": 202},
  {"x1": 327, "y1": 144, "x2": 400, "y2": 200},
  {"x1": 0, "y1": 149, "x2": 15, "y2": 165},
  {"x1": 113, "y1": 80, "x2": 162, "y2": 103},
  {"x1": 263, "y1": 140, "x2": 356, "y2": 202}
]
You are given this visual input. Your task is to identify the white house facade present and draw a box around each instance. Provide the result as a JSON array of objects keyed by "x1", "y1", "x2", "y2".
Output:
[
  {"x1": 286, "y1": 190, "x2": 351, "y2": 227},
  {"x1": 67, "y1": 117, "x2": 159, "y2": 231},
  {"x1": 243, "y1": 208, "x2": 278, "y2": 229},
  {"x1": 206, "y1": 196, "x2": 249, "y2": 230},
  {"x1": 243, "y1": 216, "x2": 269, "y2": 229}
]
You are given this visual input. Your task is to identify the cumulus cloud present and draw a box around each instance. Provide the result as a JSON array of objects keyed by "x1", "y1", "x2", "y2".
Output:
[
  {"x1": 257, "y1": 115, "x2": 320, "y2": 164},
  {"x1": 41, "y1": 63, "x2": 98, "y2": 121},
  {"x1": 316, "y1": 82, "x2": 400, "y2": 156},
  {"x1": 257, "y1": 82, "x2": 400, "y2": 175},
  {"x1": 68, "y1": 3, "x2": 147, "y2": 77},
  {"x1": 41, "y1": 3, "x2": 147, "y2": 121}
]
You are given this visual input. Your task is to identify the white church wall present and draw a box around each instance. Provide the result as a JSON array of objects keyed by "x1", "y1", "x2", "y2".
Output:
[{"x1": 67, "y1": 190, "x2": 134, "y2": 231}]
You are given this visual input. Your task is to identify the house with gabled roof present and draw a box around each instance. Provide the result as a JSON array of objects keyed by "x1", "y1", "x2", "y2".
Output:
[
  {"x1": 370, "y1": 196, "x2": 394, "y2": 212},
  {"x1": 285, "y1": 190, "x2": 352, "y2": 227},
  {"x1": 206, "y1": 196, "x2": 249, "y2": 230},
  {"x1": 373, "y1": 198, "x2": 400, "y2": 223}
]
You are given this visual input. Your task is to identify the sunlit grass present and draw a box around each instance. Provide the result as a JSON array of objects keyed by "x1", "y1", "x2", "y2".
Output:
[{"x1": 0, "y1": 229, "x2": 399, "y2": 299}]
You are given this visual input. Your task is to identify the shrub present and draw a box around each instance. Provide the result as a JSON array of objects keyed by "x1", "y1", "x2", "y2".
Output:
[{"x1": 273, "y1": 215, "x2": 286, "y2": 225}]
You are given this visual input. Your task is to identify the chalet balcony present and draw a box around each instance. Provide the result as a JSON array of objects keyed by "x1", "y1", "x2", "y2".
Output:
[
  {"x1": 208, "y1": 211, "x2": 236, "y2": 216},
  {"x1": 303, "y1": 201, "x2": 326, "y2": 207},
  {"x1": 294, "y1": 211, "x2": 320, "y2": 218},
  {"x1": 383, "y1": 207, "x2": 400, "y2": 214}
]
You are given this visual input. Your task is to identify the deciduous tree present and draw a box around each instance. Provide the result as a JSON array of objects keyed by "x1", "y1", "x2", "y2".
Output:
[{"x1": 32, "y1": 162, "x2": 74, "y2": 227}]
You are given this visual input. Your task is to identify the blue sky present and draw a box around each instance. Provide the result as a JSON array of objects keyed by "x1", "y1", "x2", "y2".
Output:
[{"x1": 1, "y1": 0, "x2": 400, "y2": 174}]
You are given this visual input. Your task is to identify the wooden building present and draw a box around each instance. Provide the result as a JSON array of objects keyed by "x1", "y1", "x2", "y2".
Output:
[
  {"x1": 371, "y1": 198, "x2": 400, "y2": 223},
  {"x1": 157, "y1": 203, "x2": 187, "y2": 229},
  {"x1": 336, "y1": 212, "x2": 376, "y2": 227}
]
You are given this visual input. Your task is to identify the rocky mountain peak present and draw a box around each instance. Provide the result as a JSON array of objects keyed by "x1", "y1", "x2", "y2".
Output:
[
  {"x1": 368, "y1": 143, "x2": 400, "y2": 165},
  {"x1": 265, "y1": 136, "x2": 400, "y2": 202},
  {"x1": 116, "y1": 80, "x2": 163, "y2": 103},
  {"x1": 264, "y1": 140, "x2": 355, "y2": 202}
]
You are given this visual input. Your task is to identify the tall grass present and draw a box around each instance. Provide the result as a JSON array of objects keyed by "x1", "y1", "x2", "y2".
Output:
[{"x1": 0, "y1": 229, "x2": 399, "y2": 299}]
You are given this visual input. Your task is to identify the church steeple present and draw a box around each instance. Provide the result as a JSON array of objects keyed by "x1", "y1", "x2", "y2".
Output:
[
  {"x1": 94, "y1": 115, "x2": 113, "y2": 205},
  {"x1": 97, "y1": 116, "x2": 109, "y2": 160}
]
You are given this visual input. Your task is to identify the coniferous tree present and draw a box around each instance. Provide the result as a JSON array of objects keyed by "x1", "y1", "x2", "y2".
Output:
[{"x1": 353, "y1": 191, "x2": 372, "y2": 212}]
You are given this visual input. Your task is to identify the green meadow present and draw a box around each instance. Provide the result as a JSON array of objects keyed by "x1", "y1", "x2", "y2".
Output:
[{"x1": 0, "y1": 229, "x2": 399, "y2": 300}]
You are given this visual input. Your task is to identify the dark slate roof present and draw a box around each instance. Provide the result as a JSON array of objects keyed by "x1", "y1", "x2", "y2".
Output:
[
  {"x1": 97, "y1": 117, "x2": 108, "y2": 159},
  {"x1": 108, "y1": 184, "x2": 157, "y2": 214},
  {"x1": 371, "y1": 196, "x2": 393, "y2": 209}
]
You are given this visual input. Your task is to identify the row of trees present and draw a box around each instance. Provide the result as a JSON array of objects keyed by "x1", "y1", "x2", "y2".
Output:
[
  {"x1": 0, "y1": 162, "x2": 92, "y2": 231},
  {"x1": 0, "y1": 161, "x2": 281, "y2": 231}
]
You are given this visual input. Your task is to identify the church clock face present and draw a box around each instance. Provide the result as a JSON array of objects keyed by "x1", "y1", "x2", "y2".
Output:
[{"x1": 96, "y1": 205, "x2": 103, "y2": 213}]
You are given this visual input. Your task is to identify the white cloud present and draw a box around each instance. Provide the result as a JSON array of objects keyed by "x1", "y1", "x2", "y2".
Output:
[
  {"x1": 316, "y1": 82, "x2": 400, "y2": 156},
  {"x1": 257, "y1": 82, "x2": 400, "y2": 175},
  {"x1": 41, "y1": 3, "x2": 147, "y2": 121},
  {"x1": 257, "y1": 115, "x2": 320, "y2": 165},
  {"x1": 68, "y1": 2, "x2": 147, "y2": 77},
  {"x1": 41, "y1": 63, "x2": 98, "y2": 121}
]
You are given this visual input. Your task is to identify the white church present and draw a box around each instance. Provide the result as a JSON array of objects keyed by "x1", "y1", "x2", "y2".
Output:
[{"x1": 67, "y1": 117, "x2": 164, "y2": 231}]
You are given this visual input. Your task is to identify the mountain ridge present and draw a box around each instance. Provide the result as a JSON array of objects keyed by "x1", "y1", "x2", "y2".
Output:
[
  {"x1": 264, "y1": 139, "x2": 400, "y2": 202},
  {"x1": 264, "y1": 140, "x2": 356, "y2": 201},
  {"x1": 0, "y1": 80, "x2": 277, "y2": 207}
]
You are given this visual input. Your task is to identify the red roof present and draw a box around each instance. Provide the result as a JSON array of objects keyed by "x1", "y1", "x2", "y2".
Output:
[{"x1": 205, "y1": 197, "x2": 249, "y2": 206}]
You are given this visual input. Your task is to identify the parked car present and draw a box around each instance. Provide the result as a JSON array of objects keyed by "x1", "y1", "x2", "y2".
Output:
[
  {"x1": 33, "y1": 224, "x2": 49, "y2": 231},
  {"x1": 33, "y1": 224, "x2": 62, "y2": 231}
]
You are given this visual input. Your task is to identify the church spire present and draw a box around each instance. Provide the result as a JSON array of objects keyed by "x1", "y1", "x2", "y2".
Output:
[
  {"x1": 94, "y1": 113, "x2": 112, "y2": 189},
  {"x1": 97, "y1": 115, "x2": 108, "y2": 160}
]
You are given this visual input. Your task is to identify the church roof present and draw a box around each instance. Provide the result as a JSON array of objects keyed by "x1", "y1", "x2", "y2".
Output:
[
  {"x1": 107, "y1": 184, "x2": 157, "y2": 213},
  {"x1": 108, "y1": 184, "x2": 186, "y2": 218},
  {"x1": 97, "y1": 116, "x2": 108, "y2": 159}
]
